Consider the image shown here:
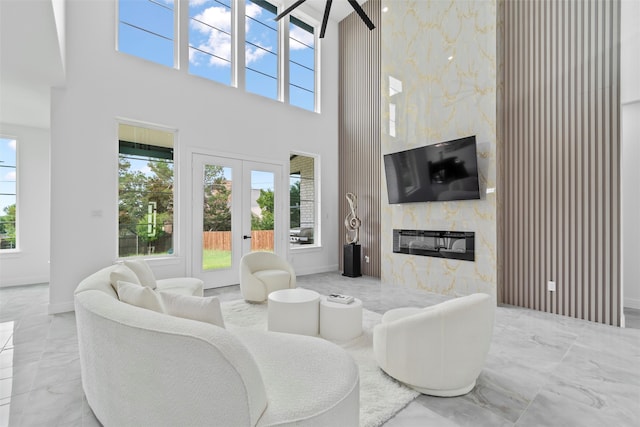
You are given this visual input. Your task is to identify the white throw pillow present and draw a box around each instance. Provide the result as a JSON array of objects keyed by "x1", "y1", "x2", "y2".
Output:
[
  {"x1": 160, "y1": 293, "x2": 225, "y2": 328},
  {"x1": 124, "y1": 259, "x2": 157, "y2": 289},
  {"x1": 109, "y1": 264, "x2": 140, "y2": 293},
  {"x1": 116, "y1": 280, "x2": 163, "y2": 313}
]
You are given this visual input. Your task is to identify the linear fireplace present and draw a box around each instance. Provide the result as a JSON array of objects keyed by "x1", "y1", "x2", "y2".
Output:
[{"x1": 392, "y1": 229, "x2": 475, "y2": 261}]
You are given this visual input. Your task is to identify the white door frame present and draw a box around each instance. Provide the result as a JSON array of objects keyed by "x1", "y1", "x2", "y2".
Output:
[{"x1": 190, "y1": 151, "x2": 286, "y2": 288}]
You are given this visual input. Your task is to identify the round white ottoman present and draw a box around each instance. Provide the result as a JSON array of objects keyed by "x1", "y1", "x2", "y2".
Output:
[
  {"x1": 268, "y1": 288, "x2": 320, "y2": 336},
  {"x1": 320, "y1": 296, "x2": 363, "y2": 341}
]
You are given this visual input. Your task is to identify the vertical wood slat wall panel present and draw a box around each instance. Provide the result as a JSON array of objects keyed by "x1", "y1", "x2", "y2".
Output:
[
  {"x1": 501, "y1": 0, "x2": 620, "y2": 325},
  {"x1": 338, "y1": 0, "x2": 381, "y2": 277}
]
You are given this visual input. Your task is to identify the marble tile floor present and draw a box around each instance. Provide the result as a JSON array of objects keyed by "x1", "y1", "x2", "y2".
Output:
[{"x1": 1, "y1": 273, "x2": 639, "y2": 426}]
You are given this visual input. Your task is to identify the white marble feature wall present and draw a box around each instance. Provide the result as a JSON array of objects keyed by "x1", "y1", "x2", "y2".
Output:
[{"x1": 380, "y1": 0, "x2": 497, "y2": 299}]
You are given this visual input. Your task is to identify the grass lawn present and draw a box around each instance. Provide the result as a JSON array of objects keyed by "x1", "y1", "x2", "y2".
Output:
[{"x1": 203, "y1": 249, "x2": 232, "y2": 270}]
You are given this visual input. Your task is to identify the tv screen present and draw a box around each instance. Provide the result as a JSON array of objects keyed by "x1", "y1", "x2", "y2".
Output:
[{"x1": 384, "y1": 136, "x2": 481, "y2": 204}]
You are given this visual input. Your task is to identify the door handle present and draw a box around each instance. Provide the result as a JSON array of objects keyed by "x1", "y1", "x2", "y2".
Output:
[{"x1": 243, "y1": 235, "x2": 252, "y2": 240}]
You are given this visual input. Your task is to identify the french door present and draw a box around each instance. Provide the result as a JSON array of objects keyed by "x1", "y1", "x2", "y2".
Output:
[{"x1": 192, "y1": 153, "x2": 283, "y2": 288}]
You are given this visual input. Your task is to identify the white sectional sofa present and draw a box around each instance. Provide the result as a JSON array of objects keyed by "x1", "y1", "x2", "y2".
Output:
[{"x1": 74, "y1": 265, "x2": 360, "y2": 427}]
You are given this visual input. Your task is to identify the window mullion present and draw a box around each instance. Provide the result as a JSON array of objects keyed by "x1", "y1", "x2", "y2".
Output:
[
  {"x1": 235, "y1": 0, "x2": 245, "y2": 90},
  {"x1": 280, "y1": 14, "x2": 290, "y2": 103},
  {"x1": 178, "y1": 0, "x2": 188, "y2": 70}
]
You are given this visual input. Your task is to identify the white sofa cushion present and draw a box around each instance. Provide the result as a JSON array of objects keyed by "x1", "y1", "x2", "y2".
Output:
[
  {"x1": 109, "y1": 264, "x2": 140, "y2": 292},
  {"x1": 124, "y1": 259, "x2": 157, "y2": 289},
  {"x1": 160, "y1": 293, "x2": 225, "y2": 328},
  {"x1": 156, "y1": 277, "x2": 204, "y2": 297},
  {"x1": 116, "y1": 280, "x2": 163, "y2": 313}
]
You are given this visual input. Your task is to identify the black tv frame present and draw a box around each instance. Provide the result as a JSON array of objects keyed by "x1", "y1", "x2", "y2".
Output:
[{"x1": 383, "y1": 135, "x2": 481, "y2": 204}]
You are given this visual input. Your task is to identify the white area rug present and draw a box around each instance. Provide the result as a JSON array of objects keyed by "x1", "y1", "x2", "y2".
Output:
[{"x1": 221, "y1": 299, "x2": 419, "y2": 427}]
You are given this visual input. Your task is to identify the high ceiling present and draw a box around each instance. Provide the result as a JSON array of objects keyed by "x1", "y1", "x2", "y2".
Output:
[
  {"x1": 0, "y1": 0, "x2": 65, "y2": 129},
  {"x1": 0, "y1": 0, "x2": 363, "y2": 130},
  {"x1": 300, "y1": 0, "x2": 364, "y2": 23}
]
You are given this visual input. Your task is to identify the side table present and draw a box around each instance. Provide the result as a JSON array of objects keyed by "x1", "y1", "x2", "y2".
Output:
[
  {"x1": 268, "y1": 288, "x2": 320, "y2": 336},
  {"x1": 319, "y1": 296, "x2": 363, "y2": 341}
]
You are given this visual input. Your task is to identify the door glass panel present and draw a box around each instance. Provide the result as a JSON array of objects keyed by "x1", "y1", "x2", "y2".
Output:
[
  {"x1": 193, "y1": 154, "x2": 281, "y2": 287},
  {"x1": 250, "y1": 170, "x2": 274, "y2": 252},
  {"x1": 202, "y1": 164, "x2": 232, "y2": 270}
]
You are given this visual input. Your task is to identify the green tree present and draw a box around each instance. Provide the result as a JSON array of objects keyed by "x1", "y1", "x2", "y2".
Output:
[
  {"x1": 118, "y1": 154, "x2": 174, "y2": 256},
  {"x1": 147, "y1": 160, "x2": 174, "y2": 216},
  {"x1": 0, "y1": 204, "x2": 16, "y2": 249},
  {"x1": 118, "y1": 155, "x2": 148, "y2": 236},
  {"x1": 252, "y1": 188, "x2": 274, "y2": 230},
  {"x1": 203, "y1": 165, "x2": 232, "y2": 231}
]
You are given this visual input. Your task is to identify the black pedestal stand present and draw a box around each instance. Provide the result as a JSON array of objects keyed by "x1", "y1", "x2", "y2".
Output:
[{"x1": 342, "y1": 244, "x2": 362, "y2": 277}]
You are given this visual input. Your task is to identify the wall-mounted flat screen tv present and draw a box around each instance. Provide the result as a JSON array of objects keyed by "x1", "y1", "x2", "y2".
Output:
[{"x1": 384, "y1": 135, "x2": 481, "y2": 204}]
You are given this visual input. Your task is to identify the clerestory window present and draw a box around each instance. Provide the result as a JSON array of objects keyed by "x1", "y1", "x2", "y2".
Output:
[
  {"x1": 118, "y1": 0, "x2": 176, "y2": 68},
  {"x1": 189, "y1": 0, "x2": 233, "y2": 85},
  {"x1": 245, "y1": 0, "x2": 279, "y2": 100},
  {"x1": 289, "y1": 16, "x2": 315, "y2": 111},
  {"x1": 117, "y1": 0, "x2": 318, "y2": 112}
]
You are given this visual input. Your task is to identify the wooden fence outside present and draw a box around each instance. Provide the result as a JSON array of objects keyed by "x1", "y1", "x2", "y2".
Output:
[{"x1": 203, "y1": 230, "x2": 274, "y2": 252}]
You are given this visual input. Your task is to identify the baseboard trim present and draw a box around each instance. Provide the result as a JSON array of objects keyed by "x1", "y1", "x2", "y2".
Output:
[
  {"x1": 0, "y1": 275, "x2": 49, "y2": 288},
  {"x1": 297, "y1": 264, "x2": 339, "y2": 276},
  {"x1": 48, "y1": 301, "x2": 75, "y2": 314},
  {"x1": 624, "y1": 296, "x2": 640, "y2": 310}
]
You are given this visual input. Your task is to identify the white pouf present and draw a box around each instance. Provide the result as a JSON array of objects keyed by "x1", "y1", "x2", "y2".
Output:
[
  {"x1": 268, "y1": 288, "x2": 320, "y2": 336},
  {"x1": 320, "y1": 296, "x2": 363, "y2": 341}
]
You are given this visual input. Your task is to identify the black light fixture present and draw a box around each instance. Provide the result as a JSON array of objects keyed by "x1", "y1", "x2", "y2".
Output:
[{"x1": 274, "y1": 0, "x2": 375, "y2": 38}]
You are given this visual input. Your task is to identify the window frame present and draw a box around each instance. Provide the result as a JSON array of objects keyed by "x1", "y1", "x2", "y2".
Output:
[
  {"x1": 289, "y1": 151, "x2": 320, "y2": 250},
  {"x1": 287, "y1": 14, "x2": 316, "y2": 112},
  {"x1": 244, "y1": 0, "x2": 280, "y2": 100},
  {"x1": 116, "y1": 0, "x2": 179, "y2": 69},
  {"x1": 0, "y1": 136, "x2": 18, "y2": 252},
  {"x1": 187, "y1": 0, "x2": 234, "y2": 85},
  {"x1": 116, "y1": 121, "x2": 179, "y2": 260}
]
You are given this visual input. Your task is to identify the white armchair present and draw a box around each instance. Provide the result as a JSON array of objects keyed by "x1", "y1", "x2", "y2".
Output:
[
  {"x1": 239, "y1": 252, "x2": 296, "y2": 302},
  {"x1": 373, "y1": 293, "x2": 494, "y2": 397}
]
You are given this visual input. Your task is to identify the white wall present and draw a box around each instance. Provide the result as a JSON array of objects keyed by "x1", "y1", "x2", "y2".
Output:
[
  {"x1": 622, "y1": 0, "x2": 640, "y2": 309},
  {"x1": 622, "y1": 104, "x2": 640, "y2": 309},
  {"x1": 0, "y1": 124, "x2": 50, "y2": 287},
  {"x1": 48, "y1": 0, "x2": 340, "y2": 313}
]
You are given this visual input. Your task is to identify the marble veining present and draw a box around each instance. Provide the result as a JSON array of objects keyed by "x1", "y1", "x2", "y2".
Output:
[
  {"x1": 1, "y1": 275, "x2": 639, "y2": 426},
  {"x1": 381, "y1": 0, "x2": 498, "y2": 302}
]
